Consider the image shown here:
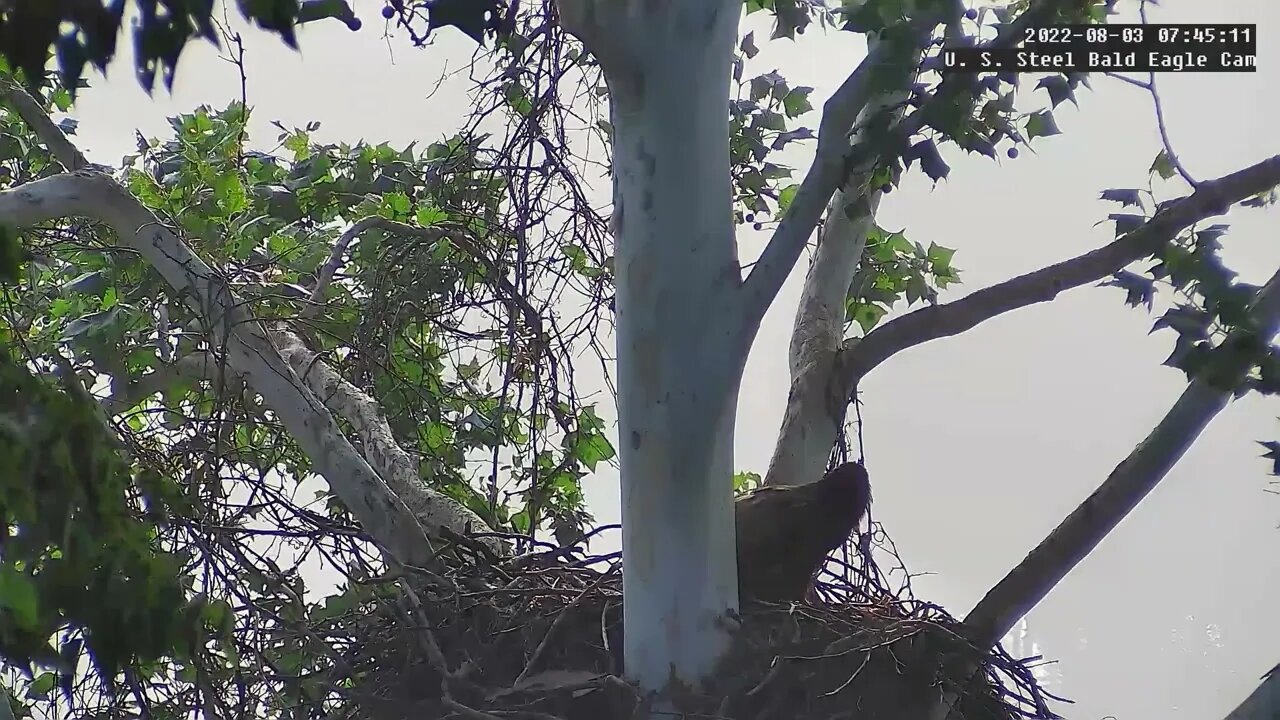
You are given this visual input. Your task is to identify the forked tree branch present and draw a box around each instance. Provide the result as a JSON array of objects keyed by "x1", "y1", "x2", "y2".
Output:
[
  {"x1": 0, "y1": 173, "x2": 474, "y2": 566},
  {"x1": 742, "y1": 0, "x2": 1080, "y2": 331},
  {"x1": 842, "y1": 155, "x2": 1280, "y2": 386},
  {"x1": 928, "y1": 261, "x2": 1280, "y2": 720},
  {"x1": 962, "y1": 261, "x2": 1280, "y2": 647}
]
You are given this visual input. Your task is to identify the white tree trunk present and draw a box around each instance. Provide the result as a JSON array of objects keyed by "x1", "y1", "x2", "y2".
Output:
[
  {"x1": 558, "y1": 2, "x2": 921, "y2": 695},
  {"x1": 558, "y1": 0, "x2": 747, "y2": 695}
]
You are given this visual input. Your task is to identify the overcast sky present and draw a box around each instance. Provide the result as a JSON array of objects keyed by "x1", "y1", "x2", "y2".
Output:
[{"x1": 64, "y1": 2, "x2": 1279, "y2": 719}]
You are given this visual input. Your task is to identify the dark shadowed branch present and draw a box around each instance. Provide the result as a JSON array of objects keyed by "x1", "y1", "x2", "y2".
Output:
[
  {"x1": 1223, "y1": 662, "x2": 1280, "y2": 720},
  {"x1": 962, "y1": 262, "x2": 1280, "y2": 647},
  {"x1": 841, "y1": 155, "x2": 1280, "y2": 386}
]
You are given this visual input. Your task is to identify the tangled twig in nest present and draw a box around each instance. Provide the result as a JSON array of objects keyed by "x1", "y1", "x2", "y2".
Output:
[{"x1": 323, "y1": 530, "x2": 1063, "y2": 720}]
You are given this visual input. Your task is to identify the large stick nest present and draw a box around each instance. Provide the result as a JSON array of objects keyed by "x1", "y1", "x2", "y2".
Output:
[{"x1": 327, "y1": 529, "x2": 1062, "y2": 720}]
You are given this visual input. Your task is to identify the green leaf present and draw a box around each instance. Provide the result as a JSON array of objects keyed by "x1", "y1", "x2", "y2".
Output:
[
  {"x1": 1100, "y1": 188, "x2": 1144, "y2": 208},
  {"x1": 756, "y1": 110, "x2": 786, "y2": 132},
  {"x1": 1150, "y1": 150, "x2": 1177, "y2": 180},
  {"x1": 422, "y1": 422, "x2": 451, "y2": 451},
  {"x1": 926, "y1": 242, "x2": 955, "y2": 272},
  {"x1": 380, "y1": 192, "x2": 412, "y2": 220},
  {"x1": 311, "y1": 591, "x2": 356, "y2": 621},
  {"x1": 27, "y1": 672, "x2": 56, "y2": 699},
  {"x1": 1035, "y1": 75, "x2": 1076, "y2": 108},
  {"x1": 781, "y1": 87, "x2": 814, "y2": 118},
  {"x1": 749, "y1": 75, "x2": 773, "y2": 102},
  {"x1": 733, "y1": 471, "x2": 762, "y2": 495},
  {"x1": 775, "y1": 184, "x2": 799, "y2": 217},
  {"x1": 851, "y1": 303, "x2": 888, "y2": 333},
  {"x1": 1025, "y1": 111, "x2": 1062, "y2": 140},
  {"x1": 570, "y1": 428, "x2": 615, "y2": 471},
  {"x1": 760, "y1": 162, "x2": 792, "y2": 180},
  {"x1": 416, "y1": 206, "x2": 448, "y2": 227},
  {"x1": 511, "y1": 510, "x2": 530, "y2": 534},
  {"x1": 0, "y1": 225, "x2": 24, "y2": 285},
  {"x1": 1109, "y1": 213, "x2": 1146, "y2": 237},
  {"x1": 0, "y1": 566, "x2": 40, "y2": 630},
  {"x1": 905, "y1": 274, "x2": 927, "y2": 305},
  {"x1": 886, "y1": 231, "x2": 912, "y2": 255},
  {"x1": 503, "y1": 81, "x2": 534, "y2": 117}
]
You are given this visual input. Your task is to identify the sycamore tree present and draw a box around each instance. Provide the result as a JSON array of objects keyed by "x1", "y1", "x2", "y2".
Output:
[{"x1": 0, "y1": 0, "x2": 1279, "y2": 718}]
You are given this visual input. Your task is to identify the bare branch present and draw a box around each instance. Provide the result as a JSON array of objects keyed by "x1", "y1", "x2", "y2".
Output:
[
  {"x1": 842, "y1": 155, "x2": 1280, "y2": 385},
  {"x1": 302, "y1": 215, "x2": 405, "y2": 318},
  {"x1": 962, "y1": 262, "x2": 1280, "y2": 648},
  {"x1": 1136, "y1": 0, "x2": 1198, "y2": 187},
  {"x1": 303, "y1": 216, "x2": 546, "y2": 342},
  {"x1": 0, "y1": 76, "x2": 91, "y2": 171}
]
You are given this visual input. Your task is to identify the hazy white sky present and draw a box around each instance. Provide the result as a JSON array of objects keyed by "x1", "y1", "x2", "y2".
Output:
[{"x1": 63, "y1": 2, "x2": 1279, "y2": 719}]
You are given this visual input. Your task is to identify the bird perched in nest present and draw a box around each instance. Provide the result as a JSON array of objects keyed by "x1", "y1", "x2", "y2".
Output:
[{"x1": 734, "y1": 461, "x2": 871, "y2": 604}]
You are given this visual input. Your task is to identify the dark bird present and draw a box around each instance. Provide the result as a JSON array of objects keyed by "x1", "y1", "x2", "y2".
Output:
[{"x1": 734, "y1": 461, "x2": 872, "y2": 604}]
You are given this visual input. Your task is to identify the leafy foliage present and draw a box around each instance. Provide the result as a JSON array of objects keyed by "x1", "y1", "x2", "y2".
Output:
[
  {"x1": 0, "y1": 0, "x2": 347, "y2": 94},
  {"x1": 5, "y1": 0, "x2": 1273, "y2": 715},
  {"x1": 0, "y1": 0, "x2": 527, "y2": 94},
  {"x1": 0, "y1": 346, "x2": 197, "y2": 686},
  {"x1": 727, "y1": 0, "x2": 1118, "y2": 336},
  {"x1": 846, "y1": 226, "x2": 959, "y2": 334},
  {"x1": 1098, "y1": 155, "x2": 1280, "y2": 393},
  {"x1": 1, "y1": 65, "x2": 614, "y2": 711}
]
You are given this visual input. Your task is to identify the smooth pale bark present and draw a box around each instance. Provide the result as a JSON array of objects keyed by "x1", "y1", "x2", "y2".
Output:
[
  {"x1": 763, "y1": 184, "x2": 875, "y2": 488},
  {"x1": 555, "y1": 1, "x2": 919, "y2": 692},
  {"x1": 762, "y1": 33, "x2": 915, "y2": 488},
  {"x1": 558, "y1": 0, "x2": 748, "y2": 693}
]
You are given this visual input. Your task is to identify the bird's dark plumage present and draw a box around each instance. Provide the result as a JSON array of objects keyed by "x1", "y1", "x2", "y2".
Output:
[{"x1": 734, "y1": 461, "x2": 872, "y2": 603}]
